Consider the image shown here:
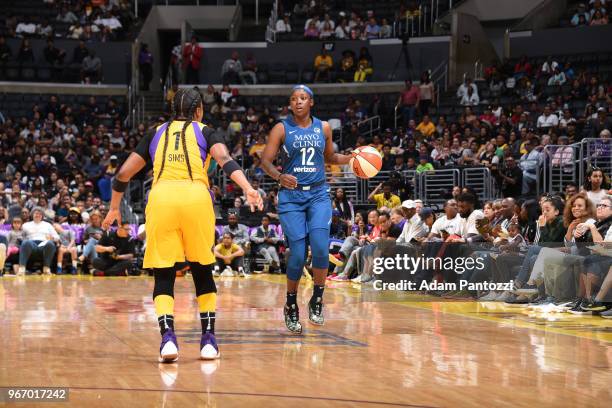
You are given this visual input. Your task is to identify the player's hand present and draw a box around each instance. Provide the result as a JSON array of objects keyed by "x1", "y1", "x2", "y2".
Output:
[
  {"x1": 278, "y1": 174, "x2": 298, "y2": 189},
  {"x1": 102, "y1": 208, "x2": 121, "y2": 230},
  {"x1": 245, "y1": 188, "x2": 264, "y2": 212}
]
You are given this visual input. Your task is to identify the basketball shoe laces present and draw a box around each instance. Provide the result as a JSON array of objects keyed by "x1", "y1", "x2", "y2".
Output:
[
  {"x1": 285, "y1": 304, "x2": 300, "y2": 329},
  {"x1": 311, "y1": 300, "x2": 322, "y2": 317}
]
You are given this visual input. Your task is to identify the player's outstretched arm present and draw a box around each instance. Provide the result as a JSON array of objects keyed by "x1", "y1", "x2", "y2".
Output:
[
  {"x1": 210, "y1": 142, "x2": 263, "y2": 211},
  {"x1": 103, "y1": 152, "x2": 146, "y2": 229},
  {"x1": 322, "y1": 121, "x2": 353, "y2": 165},
  {"x1": 261, "y1": 122, "x2": 297, "y2": 189}
]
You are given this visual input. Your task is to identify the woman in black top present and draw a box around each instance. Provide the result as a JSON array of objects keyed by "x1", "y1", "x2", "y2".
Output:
[
  {"x1": 332, "y1": 188, "x2": 354, "y2": 224},
  {"x1": 17, "y1": 38, "x2": 34, "y2": 64}
]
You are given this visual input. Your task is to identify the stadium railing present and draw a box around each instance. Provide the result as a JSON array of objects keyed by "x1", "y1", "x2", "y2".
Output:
[{"x1": 134, "y1": 138, "x2": 612, "y2": 212}]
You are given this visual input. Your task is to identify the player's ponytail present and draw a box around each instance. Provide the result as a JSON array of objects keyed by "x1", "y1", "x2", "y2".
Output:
[
  {"x1": 157, "y1": 88, "x2": 184, "y2": 182},
  {"x1": 180, "y1": 96, "x2": 199, "y2": 181}
]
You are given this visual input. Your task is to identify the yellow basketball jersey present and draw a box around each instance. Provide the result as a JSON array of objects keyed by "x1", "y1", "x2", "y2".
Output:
[{"x1": 150, "y1": 121, "x2": 211, "y2": 186}]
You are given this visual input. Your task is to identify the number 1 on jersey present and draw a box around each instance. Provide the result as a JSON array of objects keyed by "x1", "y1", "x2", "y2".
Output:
[{"x1": 300, "y1": 147, "x2": 315, "y2": 166}]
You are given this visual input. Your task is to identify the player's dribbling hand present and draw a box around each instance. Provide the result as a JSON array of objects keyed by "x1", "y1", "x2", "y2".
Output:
[
  {"x1": 278, "y1": 174, "x2": 298, "y2": 189},
  {"x1": 245, "y1": 188, "x2": 264, "y2": 212},
  {"x1": 102, "y1": 208, "x2": 121, "y2": 230}
]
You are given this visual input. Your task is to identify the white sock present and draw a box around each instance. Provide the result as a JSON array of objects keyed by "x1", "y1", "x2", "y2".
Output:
[
  {"x1": 72, "y1": 261, "x2": 78, "y2": 268},
  {"x1": 19, "y1": 266, "x2": 26, "y2": 274}
]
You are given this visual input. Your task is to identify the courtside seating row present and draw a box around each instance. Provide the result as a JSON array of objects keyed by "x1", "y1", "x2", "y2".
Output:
[{"x1": 0, "y1": 224, "x2": 286, "y2": 245}]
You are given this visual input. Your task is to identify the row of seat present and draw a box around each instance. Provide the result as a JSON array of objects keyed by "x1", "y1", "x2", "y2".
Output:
[
  {"x1": 0, "y1": 93, "x2": 126, "y2": 105},
  {"x1": 506, "y1": 52, "x2": 612, "y2": 67},
  {"x1": 233, "y1": 62, "x2": 377, "y2": 84},
  {"x1": 0, "y1": 62, "x2": 87, "y2": 83},
  {"x1": 0, "y1": 93, "x2": 127, "y2": 122}
]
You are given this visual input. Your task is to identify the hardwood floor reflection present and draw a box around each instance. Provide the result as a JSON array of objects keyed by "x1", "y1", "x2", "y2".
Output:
[{"x1": 0, "y1": 275, "x2": 610, "y2": 407}]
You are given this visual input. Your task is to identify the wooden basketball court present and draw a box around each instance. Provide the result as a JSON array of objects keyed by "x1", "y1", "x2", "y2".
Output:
[{"x1": 0, "y1": 274, "x2": 610, "y2": 407}]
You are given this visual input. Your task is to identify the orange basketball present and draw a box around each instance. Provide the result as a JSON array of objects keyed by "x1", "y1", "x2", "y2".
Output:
[{"x1": 350, "y1": 146, "x2": 382, "y2": 179}]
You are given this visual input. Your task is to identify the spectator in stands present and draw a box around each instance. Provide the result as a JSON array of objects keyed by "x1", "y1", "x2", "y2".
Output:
[
  {"x1": 397, "y1": 200, "x2": 427, "y2": 244},
  {"x1": 250, "y1": 215, "x2": 281, "y2": 273},
  {"x1": 223, "y1": 213, "x2": 250, "y2": 249},
  {"x1": 513, "y1": 55, "x2": 532, "y2": 80},
  {"x1": 590, "y1": 9, "x2": 609, "y2": 25},
  {"x1": 337, "y1": 49, "x2": 355, "y2": 82},
  {"x1": 72, "y1": 41, "x2": 89, "y2": 64},
  {"x1": 547, "y1": 67, "x2": 567, "y2": 86},
  {"x1": 353, "y1": 59, "x2": 372, "y2": 82},
  {"x1": 536, "y1": 105, "x2": 559, "y2": 128},
  {"x1": 221, "y1": 51, "x2": 243, "y2": 84},
  {"x1": 81, "y1": 50, "x2": 102, "y2": 83},
  {"x1": 322, "y1": 14, "x2": 336, "y2": 30},
  {"x1": 44, "y1": 39, "x2": 66, "y2": 67},
  {"x1": 520, "y1": 139, "x2": 542, "y2": 195},
  {"x1": 364, "y1": 17, "x2": 381, "y2": 39},
  {"x1": 380, "y1": 18, "x2": 392, "y2": 39},
  {"x1": 313, "y1": 47, "x2": 333, "y2": 82},
  {"x1": 305, "y1": 13, "x2": 322, "y2": 31},
  {"x1": 457, "y1": 76, "x2": 478, "y2": 100},
  {"x1": 68, "y1": 22, "x2": 84, "y2": 39},
  {"x1": 5, "y1": 217, "x2": 24, "y2": 275},
  {"x1": 304, "y1": 21, "x2": 320, "y2": 39},
  {"x1": 16, "y1": 18, "x2": 37, "y2": 37},
  {"x1": 94, "y1": 11, "x2": 123, "y2": 32},
  {"x1": 16, "y1": 38, "x2": 34, "y2": 64},
  {"x1": 93, "y1": 221, "x2": 134, "y2": 276},
  {"x1": 460, "y1": 86, "x2": 480, "y2": 106},
  {"x1": 214, "y1": 232, "x2": 246, "y2": 277},
  {"x1": 332, "y1": 187, "x2": 354, "y2": 223},
  {"x1": 0, "y1": 36, "x2": 12, "y2": 62},
  {"x1": 572, "y1": 4, "x2": 591, "y2": 25},
  {"x1": 368, "y1": 182, "x2": 401, "y2": 209},
  {"x1": 498, "y1": 156, "x2": 523, "y2": 197},
  {"x1": 590, "y1": 107, "x2": 612, "y2": 137},
  {"x1": 37, "y1": 19, "x2": 53, "y2": 38},
  {"x1": 276, "y1": 14, "x2": 292, "y2": 33},
  {"x1": 398, "y1": 79, "x2": 420, "y2": 125},
  {"x1": 419, "y1": 72, "x2": 435, "y2": 116},
  {"x1": 18, "y1": 207, "x2": 58, "y2": 276},
  {"x1": 540, "y1": 56, "x2": 559, "y2": 78},
  {"x1": 79, "y1": 210, "x2": 103, "y2": 264},
  {"x1": 57, "y1": 5, "x2": 79, "y2": 24},
  {"x1": 183, "y1": 36, "x2": 203, "y2": 84},
  {"x1": 583, "y1": 167, "x2": 610, "y2": 205},
  {"x1": 358, "y1": 46, "x2": 373, "y2": 68},
  {"x1": 330, "y1": 209, "x2": 347, "y2": 240},
  {"x1": 54, "y1": 223, "x2": 78, "y2": 275},
  {"x1": 416, "y1": 155, "x2": 434, "y2": 173},
  {"x1": 139, "y1": 44, "x2": 153, "y2": 91},
  {"x1": 335, "y1": 18, "x2": 350, "y2": 39},
  {"x1": 319, "y1": 21, "x2": 334, "y2": 39},
  {"x1": 416, "y1": 115, "x2": 436, "y2": 137},
  {"x1": 428, "y1": 199, "x2": 463, "y2": 238}
]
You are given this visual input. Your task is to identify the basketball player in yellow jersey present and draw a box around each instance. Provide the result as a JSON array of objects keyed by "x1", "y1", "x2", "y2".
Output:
[{"x1": 102, "y1": 87, "x2": 262, "y2": 362}]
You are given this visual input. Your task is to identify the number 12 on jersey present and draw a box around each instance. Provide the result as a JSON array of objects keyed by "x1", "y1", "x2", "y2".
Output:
[{"x1": 300, "y1": 147, "x2": 315, "y2": 166}]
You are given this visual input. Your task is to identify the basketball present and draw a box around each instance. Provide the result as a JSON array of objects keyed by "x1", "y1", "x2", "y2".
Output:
[{"x1": 350, "y1": 146, "x2": 383, "y2": 179}]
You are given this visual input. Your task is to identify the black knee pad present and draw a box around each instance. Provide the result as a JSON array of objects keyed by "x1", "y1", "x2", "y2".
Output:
[
  {"x1": 191, "y1": 262, "x2": 217, "y2": 297},
  {"x1": 153, "y1": 267, "x2": 176, "y2": 299}
]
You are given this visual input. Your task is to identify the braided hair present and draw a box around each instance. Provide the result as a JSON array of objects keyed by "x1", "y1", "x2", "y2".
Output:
[{"x1": 156, "y1": 87, "x2": 203, "y2": 182}]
